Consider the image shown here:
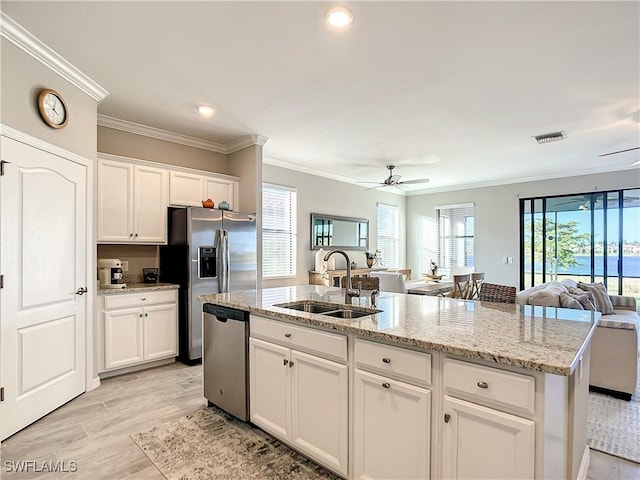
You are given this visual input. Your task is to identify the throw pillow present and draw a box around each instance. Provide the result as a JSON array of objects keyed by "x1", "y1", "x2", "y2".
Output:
[
  {"x1": 567, "y1": 292, "x2": 596, "y2": 311},
  {"x1": 528, "y1": 283, "x2": 568, "y2": 307},
  {"x1": 577, "y1": 282, "x2": 614, "y2": 314},
  {"x1": 559, "y1": 292, "x2": 584, "y2": 310}
]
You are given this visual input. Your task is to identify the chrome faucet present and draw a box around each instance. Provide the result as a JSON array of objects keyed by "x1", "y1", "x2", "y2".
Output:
[{"x1": 324, "y1": 250, "x2": 360, "y2": 304}]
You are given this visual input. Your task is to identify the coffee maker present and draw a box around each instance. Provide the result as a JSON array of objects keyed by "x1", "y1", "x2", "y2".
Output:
[{"x1": 98, "y1": 259, "x2": 126, "y2": 289}]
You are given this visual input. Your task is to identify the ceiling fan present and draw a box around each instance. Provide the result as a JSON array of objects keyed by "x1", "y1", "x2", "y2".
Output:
[{"x1": 358, "y1": 165, "x2": 430, "y2": 189}]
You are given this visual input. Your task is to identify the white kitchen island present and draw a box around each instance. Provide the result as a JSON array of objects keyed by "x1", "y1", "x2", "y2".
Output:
[{"x1": 199, "y1": 285, "x2": 599, "y2": 480}]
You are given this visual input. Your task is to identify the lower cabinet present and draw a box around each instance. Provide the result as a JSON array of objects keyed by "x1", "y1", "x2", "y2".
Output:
[
  {"x1": 249, "y1": 336, "x2": 349, "y2": 476},
  {"x1": 441, "y1": 396, "x2": 535, "y2": 479},
  {"x1": 353, "y1": 369, "x2": 431, "y2": 480},
  {"x1": 100, "y1": 289, "x2": 178, "y2": 372}
]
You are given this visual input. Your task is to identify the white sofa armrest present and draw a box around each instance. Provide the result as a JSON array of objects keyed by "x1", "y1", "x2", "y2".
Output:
[{"x1": 609, "y1": 295, "x2": 637, "y2": 312}]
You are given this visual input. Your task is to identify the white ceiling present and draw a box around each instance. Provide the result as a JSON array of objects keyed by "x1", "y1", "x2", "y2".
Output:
[{"x1": 3, "y1": 1, "x2": 639, "y2": 194}]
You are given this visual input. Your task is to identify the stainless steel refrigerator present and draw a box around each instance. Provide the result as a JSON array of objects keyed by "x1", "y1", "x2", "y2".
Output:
[{"x1": 159, "y1": 207, "x2": 257, "y2": 363}]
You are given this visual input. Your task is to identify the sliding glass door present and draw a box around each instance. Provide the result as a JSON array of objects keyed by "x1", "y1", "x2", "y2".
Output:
[{"x1": 520, "y1": 188, "x2": 639, "y2": 301}]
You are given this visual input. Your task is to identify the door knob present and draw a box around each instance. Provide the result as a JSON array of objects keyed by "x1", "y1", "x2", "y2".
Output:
[{"x1": 75, "y1": 287, "x2": 88, "y2": 295}]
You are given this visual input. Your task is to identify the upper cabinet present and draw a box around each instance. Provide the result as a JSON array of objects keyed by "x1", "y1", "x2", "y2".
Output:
[
  {"x1": 97, "y1": 154, "x2": 240, "y2": 244},
  {"x1": 169, "y1": 170, "x2": 239, "y2": 210},
  {"x1": 97, "y1": 158, "x2": 168, "y2": 243}
]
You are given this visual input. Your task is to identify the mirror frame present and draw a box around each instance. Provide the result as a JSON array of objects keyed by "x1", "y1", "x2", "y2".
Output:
[{"x1": 310, "y1": 213, "x2": 369, "y2": 251}]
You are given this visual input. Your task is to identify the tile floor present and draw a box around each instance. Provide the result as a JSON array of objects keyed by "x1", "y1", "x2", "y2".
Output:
[{"x1": 1, "y1": 362, "x2": 638, "y2": 479}]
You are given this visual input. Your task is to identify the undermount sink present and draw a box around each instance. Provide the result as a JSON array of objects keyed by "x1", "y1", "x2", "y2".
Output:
[
  {"x1": 321, "y1": 309, "x2": 375, "y2": 319},
  {"x1": 274, "y1": 300, "x2": 381, "y2": 319}
]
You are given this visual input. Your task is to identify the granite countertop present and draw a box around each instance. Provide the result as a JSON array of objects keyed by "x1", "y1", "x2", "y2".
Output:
[
  {"x1": 98, "y1": 282, "x2": 179, "y2": 295},
  {"x1": 198, "y1": 285, "x2": 600, "y2": 376}
]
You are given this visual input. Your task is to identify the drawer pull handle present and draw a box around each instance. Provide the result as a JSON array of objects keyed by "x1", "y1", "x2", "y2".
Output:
[
  {"x1": 284, "y1": 333, "x2": 292, "y2": 338},
  {"x1": 382, "y1": 382, "x2": 390, "y2": 389},
  {"x1": 289, "y1": 361, "x2": 294, "y2": 368},
  {"x1": 444, "y1": 413, "x2": 451, "y2": 423},
  {"x1": 477, "y1": 381, "x2": 489, "y2": 389},
  {"x1": 141, "y1": 297, "x2": 147, "y2": 301},
  {"x1": 283, "y1": 359, "x2": 289, "y2": 366},
  {"x1": 382, "y1": 357, "x2": 391, "y2": 363}
]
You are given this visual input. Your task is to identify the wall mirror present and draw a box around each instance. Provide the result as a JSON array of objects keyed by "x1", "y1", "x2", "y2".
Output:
[{"x1": 310, "y1": 213, "x2": 369, "y2": 251}]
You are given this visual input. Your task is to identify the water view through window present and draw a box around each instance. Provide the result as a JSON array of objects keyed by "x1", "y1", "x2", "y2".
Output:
[{"x1": 520, "y1": 189, "x2": 640, "y2": 302}]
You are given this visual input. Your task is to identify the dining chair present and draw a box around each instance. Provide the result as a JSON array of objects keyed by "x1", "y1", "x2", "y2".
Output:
[
  {"x1": 469, "y1": 272, "x2": 485, "y2": 299},
  {"x1": 370, "y1": 272, "x2": 406, "y2": 293},
  {"x1": 449, "y1": 274, "x2": 471, "y2": 299},
  {"x1": 477, "y1": 283, "x2": 517, "y2": 304}
]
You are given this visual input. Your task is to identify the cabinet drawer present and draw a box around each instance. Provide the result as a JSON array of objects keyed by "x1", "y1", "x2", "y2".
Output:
[
  {"x1": 104, "y1": 289, "x2": 177, "y2": 310},
  {"x1": 443, "y1": 358, "x2": 535, "y2": 415},
  {"x1": 354, "y1": 338, "x2": 431, "y2": 387},
  {"x1": 251, "y1": 316, "x2": 347, "y2": 363}
]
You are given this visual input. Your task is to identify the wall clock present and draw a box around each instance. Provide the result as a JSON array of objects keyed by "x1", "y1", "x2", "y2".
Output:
[{"x1": 37, "y1": 88, "x2": 68, "y2": 129}]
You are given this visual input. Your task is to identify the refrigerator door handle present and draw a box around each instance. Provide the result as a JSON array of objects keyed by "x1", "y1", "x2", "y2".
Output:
[{"x1": 216, "y1": 229, "x2": 230, "y2": 293}]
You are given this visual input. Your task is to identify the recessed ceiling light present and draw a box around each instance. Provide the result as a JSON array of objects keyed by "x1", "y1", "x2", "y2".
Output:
[
  {"x1": 197, "y1": 105, "x2": 215, "y2": 118},
  {"x1": 326, "y1": 6, "x2": 353, "y2": 29}
]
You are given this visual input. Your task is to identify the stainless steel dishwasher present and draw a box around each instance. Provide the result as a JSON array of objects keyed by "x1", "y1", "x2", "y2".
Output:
[{"x1": 203, "y1": 304, "x2": 250, "y2": 421}]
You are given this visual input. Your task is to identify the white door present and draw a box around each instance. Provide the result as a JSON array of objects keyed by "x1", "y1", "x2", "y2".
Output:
[
  {"x1": 97, "y1": 159, "x2": 133, "y2": 242},
  {"x1": 104, "y1": 307, "x2": 144, "y2": 370},
  {"x1": 353, "y1": 370, "x2": 431, "y2": 480},
  {"x1": 441, "y1": 395, "x2": 535, "y2": 480},
  {"x1": 291, "y1": 350, "x2": 348, "y2": 476},
  {"x1": 0, "y1": 136, "x2": 87, "y2": 440},
  {"x1": 134, "y1": 165, "x2": 167, "y2": 243},
  {"x1": 249, "y1": 337, "x2": 290, "y2": 439},
  {"x1": 143, "y1": 303, "x2": 178, "y2": 360}
]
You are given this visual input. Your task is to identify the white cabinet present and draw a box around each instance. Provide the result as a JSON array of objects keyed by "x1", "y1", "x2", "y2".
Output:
[
  {"x1": 100, "y1": 289, "x2": 178, "y2": 372},
  {"x1": 169, "y1": 170, "x2": 239, "y2": 210},
  {"x1": 97, "y1": 158, "x2": 168, "y2": 243},
  {"x1": 249, "y1": 317, "x2": 348, "y2": 476},
  {"x1": 353, "y1": 339, "x2": 432, "y2": 480},
  {"x1": 353, "y1": 370, "x2": 431, "y2": 480},
  {"x1": 441, "y1": 396, "x2": 535, "y2": 479},
  {"x1": 441, "y1": 358, "x2": 536, "y2": 479}
]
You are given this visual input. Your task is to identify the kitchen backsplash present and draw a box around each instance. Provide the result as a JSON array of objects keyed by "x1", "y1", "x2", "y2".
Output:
[{"x1": 97, "y1": 244, "x2": 159, "y2": 282}]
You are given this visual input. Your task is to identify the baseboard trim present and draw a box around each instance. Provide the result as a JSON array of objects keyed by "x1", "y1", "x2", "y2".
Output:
[
  {"x1": 88, "y1": 376, "x2": 101, "y2": 392},
  {"x1": 577, "y1": 445, "x2": 590, "y2": 480}
]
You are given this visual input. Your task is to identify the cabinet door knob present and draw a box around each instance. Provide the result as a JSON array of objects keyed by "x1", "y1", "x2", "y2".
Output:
[
  {"x1": 145, "y1": 313, "x2": 148, "y2": 317},
  {"x1": 139, "y1": 313, "x2": 143, "y2": 318},
  {"x1": 130, "y1": 233, "x2": 133, "y2": 237},
  {"x1": 382, "y1": 382, "x2": 390, "y2": 389},
  {"x1": 444, "y1": 413, "x2": 451, "y2": 423},
  {"x1": 477, "y1": 381, "x2": 488, "y2": 389},
  {"x1": 134, "y1": 233, "x2": 138, "y2": 237},
  {"x1": 289, "y1": 361, "x2": 294, "y2": 368},
  {"x1": 283, "y1": 359, "x2": 289, "y2": 366},
  {"x1": 284, "y1": 333, "x2": 292, "y2": 338},
  {"x1": 141, "y1": 297, "x2": 146, "y2": 301},
  {"x1": 382, "y1": 357, "x2": 391, "y2": 363},
  {"x1": 75, "y1": 287, "x2": 88, "y2": 295}
]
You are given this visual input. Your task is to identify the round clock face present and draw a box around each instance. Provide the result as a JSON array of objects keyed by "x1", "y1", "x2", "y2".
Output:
[{"x1": 38, "y1": 89, "x2": 68, "y2": 128}]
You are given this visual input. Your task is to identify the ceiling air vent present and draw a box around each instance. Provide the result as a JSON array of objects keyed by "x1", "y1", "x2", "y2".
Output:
[{"x1": 533, "y1": 131, "x2": 566, "y2": 144}]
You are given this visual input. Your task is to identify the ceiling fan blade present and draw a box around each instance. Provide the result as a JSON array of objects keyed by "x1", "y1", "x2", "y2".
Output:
[
  {"x1": 356, "y1": 180, "x2": 384, "y2": 184},
  {"x1": 365, "y1": 184, "x2": 388, "y2": 190},
  {"x1": 389, "y1": 174, "x2": 402, "y2": 183},
  {"x1": 598, "y1": 147, "x2": 640, "y2": 157},
  {"x1": 397, "y1": 178, "x2": 430, "y2": 185}
]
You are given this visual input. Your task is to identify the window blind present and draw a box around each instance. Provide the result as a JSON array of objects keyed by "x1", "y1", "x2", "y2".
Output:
[
  {"x1": 437, "y1": 203, "x2": 474, "y2": 269},
  {"x1": 262, "y1": 184, "x2": 297, "y2": 278},
  {"x1": 376, "y1": 203, "x2": 400, "y2": 268}
]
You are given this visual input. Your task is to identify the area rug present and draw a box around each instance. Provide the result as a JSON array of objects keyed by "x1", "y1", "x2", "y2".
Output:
[
  {"x1": 131, "y1": 407, "x2": 339, "y2": 480},
  {"x1": 587, "y1": 357, "x2": 640, "y2": 463}
]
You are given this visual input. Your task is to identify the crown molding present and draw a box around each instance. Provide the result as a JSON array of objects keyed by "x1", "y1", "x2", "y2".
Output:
[
  {"x1": 227, "y1": 134, "x2": 269, "y2": 154},
  {"x1": 0, "y1": 12, "x2": 108, "y2": 102},
  {"x1": 98, "y1": 115, "x2": 269, "y2": 154},
  {"x1": 98, "y1": 114, "x2": 230, "y2": 153}
]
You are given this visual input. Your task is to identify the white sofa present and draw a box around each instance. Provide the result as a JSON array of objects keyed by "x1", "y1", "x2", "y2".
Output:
[{"x1": 517, "y1": 279, "x2": 639, "y2": 400}]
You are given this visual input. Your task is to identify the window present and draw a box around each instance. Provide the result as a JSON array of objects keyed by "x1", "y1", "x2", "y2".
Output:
[
  {"x1": 262, "y1": 184, "x2": 297, "y2": 278},
  {"x1": 520, "y1": 189, "x2": 640, "y2": 300},
  {"x1": 376, "y1": 203, "x2": 400, "y2": 268},
  {"x1": 437, "y1": 203, "x2": 474, "y2": 269}
]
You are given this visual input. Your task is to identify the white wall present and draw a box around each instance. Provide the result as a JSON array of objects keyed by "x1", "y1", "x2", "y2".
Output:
[
  {"x1": 407, "y1": 169, "x2": 639, "y2": 288},
  {"x1": 263, "y1": 163, "x2": 407, "y2": 287}
]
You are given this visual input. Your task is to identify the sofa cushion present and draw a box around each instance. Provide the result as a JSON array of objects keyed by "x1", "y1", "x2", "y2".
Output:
[
  {"x1": 577, "y1": 282, "x2": 615, "y2": 314},
  {"x1": 598, "y1": 310, "x2": 640, "y2": 330},
  {"x1": 528, "y1": 283, "x2": 568, "y2": 307},
  {"x1": 568, "y1": 292, "x2": 597, "y2": 311},
  {"x1": 559, "y1": 292, "x2": 584, "y2": 310}
]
